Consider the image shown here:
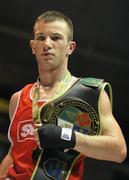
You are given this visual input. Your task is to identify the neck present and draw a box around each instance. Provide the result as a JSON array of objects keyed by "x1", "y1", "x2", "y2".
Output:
[{"x1": 38, "y1": 67, "x2": 69, "y2": 87}]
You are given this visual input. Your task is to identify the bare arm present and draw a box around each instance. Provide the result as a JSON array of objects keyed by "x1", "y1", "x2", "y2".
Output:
[
  {"x1": 0, "y1": 92, "x2": 20, "y2": 178},
  {"x1": 33, "y1": 90, "x2": 127, "y2": 163},
  {"x1": 0, "y1": 148, "x2": 13, "y2": 178},
  {"x1": 74, "y1": 90, "x2": 127, "y2": 163}
]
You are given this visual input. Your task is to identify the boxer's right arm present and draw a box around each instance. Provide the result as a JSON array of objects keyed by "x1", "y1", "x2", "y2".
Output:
[
  {"x1": 0, "y1": 148, "x2": 13, "y2": 179},
  {"x1": 0, "y1": 92, "x2": 20, "y2": 179}
]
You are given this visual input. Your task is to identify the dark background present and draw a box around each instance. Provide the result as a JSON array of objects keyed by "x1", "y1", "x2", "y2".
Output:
[{"x1": 0, "y1": 0, "x2": 129, "y2": 179}]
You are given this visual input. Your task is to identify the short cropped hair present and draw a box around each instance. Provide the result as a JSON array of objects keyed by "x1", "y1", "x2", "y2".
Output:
[{"x1": 34, "y1": 10, "x2": 73, "y2": 41}]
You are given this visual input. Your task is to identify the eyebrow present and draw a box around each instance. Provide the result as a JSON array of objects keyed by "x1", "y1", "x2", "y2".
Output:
[
  {"x1": 35, "y1": 32, "x2": 64, "y2": 37},
  {"x1": 35, "y1": 32, "x2": 45, "y2": 36}
]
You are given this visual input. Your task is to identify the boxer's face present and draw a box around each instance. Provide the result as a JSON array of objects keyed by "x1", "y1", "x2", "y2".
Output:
[{"x1": 30, "y1": 20, "x2": 76, "y2": 71}]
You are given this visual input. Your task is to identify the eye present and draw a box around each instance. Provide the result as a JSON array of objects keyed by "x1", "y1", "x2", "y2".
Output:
[
  {"x1": 35, "y1": 35, "x2": 45, "y2": 41},
  {"x1": 51, "y1": 35, "x2": 63, "y2": 41}
]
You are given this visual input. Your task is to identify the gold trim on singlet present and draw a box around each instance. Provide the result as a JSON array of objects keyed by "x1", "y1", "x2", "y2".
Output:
[{"x1": 32, "y1": 71, "x2": 74, "y2": 124}]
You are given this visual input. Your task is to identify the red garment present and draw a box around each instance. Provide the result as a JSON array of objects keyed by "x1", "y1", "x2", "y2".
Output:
[
  {"x1": 7, "y1": 84, "x2": 38, "y2": 180},
  {"x1": 7, "y1": 83, "x2": 84, "y2": 180}
]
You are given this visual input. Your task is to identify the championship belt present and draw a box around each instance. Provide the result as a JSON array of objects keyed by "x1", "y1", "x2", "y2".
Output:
[{"x1": 31, "y1": 78, "x2": 112, "y2": 180}]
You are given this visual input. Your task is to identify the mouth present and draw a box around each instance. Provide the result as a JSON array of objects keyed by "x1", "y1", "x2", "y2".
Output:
[
  {"x1": 41, "y1": 53, "x2": 54, "y2": 60},
  {"x1": 42, "y1": 53, "x2": 54, "y2": 57}
]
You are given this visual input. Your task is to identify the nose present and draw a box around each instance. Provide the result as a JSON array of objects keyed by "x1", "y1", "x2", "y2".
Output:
[{"x1": 43, "y1": 37, "x2": 52, "y2": 50}]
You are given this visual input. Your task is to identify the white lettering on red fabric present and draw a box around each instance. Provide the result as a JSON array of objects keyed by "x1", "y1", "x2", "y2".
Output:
[{"x1": 17, "y1": 120, "x2": 35, "y2": 142}]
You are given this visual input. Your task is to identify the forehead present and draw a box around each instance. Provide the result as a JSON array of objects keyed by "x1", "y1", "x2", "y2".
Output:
[{"x1": 34, "y1": 20, "x2": 69, "y2": 36}]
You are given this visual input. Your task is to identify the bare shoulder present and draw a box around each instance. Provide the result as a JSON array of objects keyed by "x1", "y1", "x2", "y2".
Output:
[
  {"x1": 99, "y1": 90, "x2": 112, "y2": 115},
  {"x1": 99, "y1": 90, "x2": 123, "y2": 135},
  {"x1": 9, "y1": 91, "x2": 21, "y2": 121}
]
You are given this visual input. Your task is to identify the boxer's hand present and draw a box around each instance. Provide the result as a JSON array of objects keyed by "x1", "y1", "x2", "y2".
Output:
[
  {"x1": 37, "y1": 124, "x2": 76, "y2": 149},
  {"x1": 33, "y1": 123, "x2": 42, "y2": 147},
  {"x1": 0, "y1": 176, "x2": 7, "y2": 180}
]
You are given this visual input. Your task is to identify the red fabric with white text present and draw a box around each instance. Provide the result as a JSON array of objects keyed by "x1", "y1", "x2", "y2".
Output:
[{"x1": 7, "y1": 83, "x2": 84, "y2": 180}]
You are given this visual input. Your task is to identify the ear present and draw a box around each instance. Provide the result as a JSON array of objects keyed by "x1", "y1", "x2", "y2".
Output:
[
  {"x1": 68, "y1": 41, "x2": 76, "y2": 55},
  {"x1": 30, "y1": 40, "x2": 36, "y2": 54}
]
